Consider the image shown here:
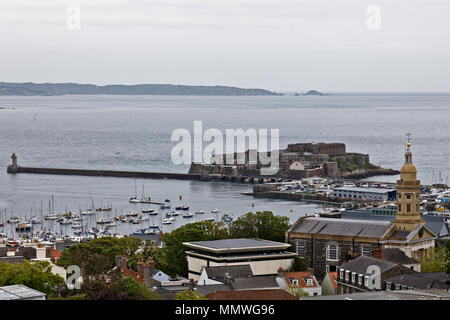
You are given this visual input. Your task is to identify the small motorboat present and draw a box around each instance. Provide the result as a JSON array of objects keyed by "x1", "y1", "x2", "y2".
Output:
[
  {"x1": 183, "y1": 212, "x2": 194, "y2": 218},
  {"x1": 195, "y1": 210, "x2": 206, "y2": 214},
  {"x1": 97, "y1": 218, "x2": 111, "y2": 224},
  {"x1": 176, "y1": 205, "x2": 189, "y2": 211},
  {"x1": 129, "y1": 197, "x2": 140, "y2": 203},
  {"x1": 60, "y1": 219, "x2": 72, "y2": 225},
  {"x1": 142, "y1": 208, "x2": 155, "y2": 214},
  {"x1": 165, "y1": 199, "x2": 171, "y2": 203},
  {"x1": 16, "y1": 223, "x2": 32, "y2": 232},
  {"x1": 162, "y1": 218, "x2": 174, "y2": 224},
  {"x1": 81, "y1": 209, "x2": 96, "y2": 216},
  {"x1": 160, "y1": 205, "x2": 171, "y2": 210},
  {"x1": 211, "y1": 208, "x2": 219, "y2": 213},
  {"x1": 96, "y1": 207, "x2": 112, "y2": 212},
  {"x1": 169, "y1": 210, "x2": 180, "y2": 216},
  {"x1": 7, "y1": 217, "x2": 21, "y2": 223},
  {"x1": 221, "y1": 214, "x2": 233, "y2": 223}
]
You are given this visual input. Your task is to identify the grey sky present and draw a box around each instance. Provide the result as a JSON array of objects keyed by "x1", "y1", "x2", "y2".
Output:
[{"x1": 0, "y1": 0, "x2": 449, "y2": 92}]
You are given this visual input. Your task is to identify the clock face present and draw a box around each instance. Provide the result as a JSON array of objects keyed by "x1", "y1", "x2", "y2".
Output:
[{"x1": 418, "y1": 229, "x2": 424, "y2": 238}]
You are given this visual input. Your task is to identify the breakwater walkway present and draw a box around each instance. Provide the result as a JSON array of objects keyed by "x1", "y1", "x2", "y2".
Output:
[{"x1": 6, "y1": 154, "x2": 279, "y2": 184}]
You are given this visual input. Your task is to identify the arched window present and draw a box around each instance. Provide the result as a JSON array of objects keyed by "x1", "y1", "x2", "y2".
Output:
[{"x1": 326, "y1": 244, "x2": 339, "y2": 261}]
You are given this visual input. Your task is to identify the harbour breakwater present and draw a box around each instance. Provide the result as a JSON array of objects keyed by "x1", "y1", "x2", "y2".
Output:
[{"x1": 6, "y1": 154, "x2": 280, "y2": 183}]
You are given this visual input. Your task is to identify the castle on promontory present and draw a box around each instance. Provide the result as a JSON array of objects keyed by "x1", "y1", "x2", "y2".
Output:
[{"x1": 189, "y1": 142, "x2": 395, "y2": 179}]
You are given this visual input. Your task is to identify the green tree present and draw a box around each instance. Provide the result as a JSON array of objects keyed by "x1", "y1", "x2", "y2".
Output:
[
  {"x1": 445, "y1": 239, "x2": 450, "y2": 274},
  {"x1": 228, "y1": 211, "x2": 290, "y2": 242},
  {"x1": 160, "y1": 221, "x2": 229, "y2": 277},
  {"x1": 0, "y1": 261, "x2": 64, "y2": 296},
  {"x1": 57, "y1": 236, "x2": 156, "y2": 275},
  {"x1": 289, "y1": 256, "x2": 308, "y2": 272},
  {"x1": 421, "y1": 245, "x2": 446, "y2": 272},
  {"x1": 176, "y1": 289, "x2": 207, "y2": 300},
  {"x1": 112, "y1": 277, "x2": 161, "y2": 300},
  {"x1": 283, "y1": 284, "x2": 308, "y2": 299}
]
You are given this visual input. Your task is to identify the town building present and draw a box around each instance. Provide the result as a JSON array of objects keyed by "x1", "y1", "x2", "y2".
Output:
[
  {"x1": 286, "y1": 142, "x2": 437, "y2": 280},
  {"x1": 384, "y1": 272, "x2": 450, "y2": 291},
  {"x1": 276, "y1": 268, "x2": 322, "y2": 296},
  {"x1": 332, "y1": 186, "x2": 396, "y2": 201},
  {"x1": 205, "y1": 289, "x2": 298, "y2": 300},
  {"x1": 183, "y1": 238, "x2": 296, "y2": 281}
]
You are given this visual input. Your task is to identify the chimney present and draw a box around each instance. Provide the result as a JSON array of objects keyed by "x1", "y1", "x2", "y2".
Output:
[
  {"x1": 277, "y1": 267, "x2": 286, "y2": 278},
  {"x1": 138, "y1": 260, "x2": 144, "y2": 276},
  {"x1": 147, "y1": 258, "x2": 155, "y2": 269},
  {"x1": 143, "y1": 261, "x2": 152, "y2": 288},
  {"x1": 189, "y1": 278, "x2": 195, "y2": 290},
  {"x1": 372, "y1": 249, "x2": 383, "y2": 260},
  {"x1": 115, "y1": 255, "x2": 123, "y2": 269},
  {"x1": 121, "y1": 256, "x2": 128, "y2": 270}
]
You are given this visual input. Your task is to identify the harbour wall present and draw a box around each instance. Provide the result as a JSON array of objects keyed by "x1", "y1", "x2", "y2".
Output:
[{"x1": 7, "y1": 165, "x2": 202, "y2": 181}]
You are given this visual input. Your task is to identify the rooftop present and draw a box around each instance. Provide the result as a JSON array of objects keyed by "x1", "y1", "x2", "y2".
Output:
[
  {"x1": 183, "y1": 238, "x2": 290, "y2": 253},
  {"x1": 339, "y1": 256, "x2": 397, "y2": 275},
  {"x1": 0, "y1": 285, "x2": 46, "y2": 300},
  {"x1": 334, "y1": 186, "x2": 396, "y2": 194},
  {"x1": 204, "y1": 265, "x2": 253, "y2": 281},
  {"x1": 289, "y1": 217, "x2": 393, "y2": 239},
  {"x1": 205, "y1": 289, "x2": 298, "y2": 300}
]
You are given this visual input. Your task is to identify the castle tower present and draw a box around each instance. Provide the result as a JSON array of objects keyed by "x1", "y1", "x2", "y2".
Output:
[{"x1": 392, "y1": 141, "x2": 423, "y2": 231}]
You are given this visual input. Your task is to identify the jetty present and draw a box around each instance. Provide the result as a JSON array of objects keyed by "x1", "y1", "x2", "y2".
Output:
[{"x1": 6, "y1": 154, "x2": 278, "y2": 184}]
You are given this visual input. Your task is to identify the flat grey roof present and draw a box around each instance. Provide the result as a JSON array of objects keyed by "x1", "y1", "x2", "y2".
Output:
[
  {"x1": 0, "y1": 285, "x2": 46, "y2": 300},
  {"x1": 334, "y1": 187, "x2": 395, "y2": 194},
  {"x1": 289, "y1": 217, "x2": 393, "y2": 239},
  {"x1": 183, "y1": 238, "x2": 290, "y2": 252}
]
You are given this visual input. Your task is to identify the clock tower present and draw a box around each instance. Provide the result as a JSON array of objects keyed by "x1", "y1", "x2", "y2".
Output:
[{"x1": 392, "y1": 141, "x2": 424, "y2": 231}]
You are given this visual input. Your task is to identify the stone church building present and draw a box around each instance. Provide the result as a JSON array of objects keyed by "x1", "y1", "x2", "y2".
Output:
[{"x1": 286, "y1": 142, "x2": 436, "y2": 280}]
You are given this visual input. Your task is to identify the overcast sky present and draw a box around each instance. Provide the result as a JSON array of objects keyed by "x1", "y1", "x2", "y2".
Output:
[{"x1": 0, "y1": 0, "x2": 449, "y2": 92}]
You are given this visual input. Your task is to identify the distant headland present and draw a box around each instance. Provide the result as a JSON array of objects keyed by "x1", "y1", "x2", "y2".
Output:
[
  {"x1": 0, "y1": 82, "x2": 282, "y2": 96},
  {"x1": 294, "y1": 90, "x2": 328, "y2": 96}
]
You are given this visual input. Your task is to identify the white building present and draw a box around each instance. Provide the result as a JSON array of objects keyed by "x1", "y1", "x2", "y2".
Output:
[
  {"x1": 333, "y1": 186, "x2": 396, "y2": 201},
  {"x1": 183, "y1": 238, "x2": 296, "y2": 281}
]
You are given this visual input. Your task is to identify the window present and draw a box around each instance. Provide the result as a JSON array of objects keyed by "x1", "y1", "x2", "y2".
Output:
[
  {"x1": 305, "y1": 278, "x2": 314, "y2": 286},
  {"x1": 398, "y1": 194, "x2": 402, "y2": 199},
  {"x1": 358, "y1": 275, "x2": 363, "y2": 285},
  {"x1": 364, "y1": 276, "x2": 369, "y2": 287},
  {"x1": 386, "y1": 282, "x2": 391, "y2": 291},
  {"x1": 361, "y1": 246, "x2": 371, "y2": 257},
  {"x1": 296, "y1": 241, "x2": 305, "y2": 258},
  {"x1": 326, "y1": 265, "x2": 330, "y2": 273},
  {"x1": 402, "y1": 285, "x2": 407, "y2": 290},
  {"x1": 290, "y1": 279, "x2": 298, "y2": 285},
  {"x1": 345, "y1": 270, "x2": 350, "y2": 281},
  {"x1": 395, "y1": 284, "x2": 400, "y2": 291},
  {"x1": 326, "y1": 244, "x2": 339, "y2": 261},
  {"x1": 407, "y1": 194, "x2": 411, "y2": 199},
  {"x1": 407, "y1": 204, "x2": 411, "y2": 212},
  {"x1": 339, "y1": 268, "x2": 344, "y2": 279},
  {"x1": 398, "y1": 204, "x2": 402, "y2": 211},
  {"x1": 351, "y1": 272, "x2": 356, "y2": 283}
]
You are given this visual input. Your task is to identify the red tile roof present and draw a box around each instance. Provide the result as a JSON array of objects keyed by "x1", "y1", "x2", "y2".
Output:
[
  {"x1": 205, "y1": 289, "x2": 298, "y2": 300},
  {"x1": 284, "y1": 272, "x2": 319, "y2": 288},
  {"x1": 121, "y1": 268, "x2": 144, "y2": 283},
  {"x1": 328, "y1": 272, "x2": 338, "y2": 289}
]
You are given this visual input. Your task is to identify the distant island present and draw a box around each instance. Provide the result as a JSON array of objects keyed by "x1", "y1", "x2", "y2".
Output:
[
  {"x1": 0, "y1": 82, "x2": 282, "y2": 96},
  {"x1": 303, "y1": 90, "x2": 327, "y2": 96}
]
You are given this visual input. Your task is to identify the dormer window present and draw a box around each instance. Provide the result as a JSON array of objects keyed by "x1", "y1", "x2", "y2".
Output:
[
  {"x1": 304, "y1": 277, "x2": 313, "y2": 286},
  {"x1": 290, "y1": 278, "x2": 299, "y2": 286}
]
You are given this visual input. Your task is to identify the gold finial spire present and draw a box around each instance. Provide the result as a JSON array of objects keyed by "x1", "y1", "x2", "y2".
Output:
[{"x1": 406, "y1": 132, "x2": 412, "y2": 151}]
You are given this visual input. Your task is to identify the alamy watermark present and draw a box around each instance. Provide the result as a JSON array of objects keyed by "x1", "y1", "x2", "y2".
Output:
[
  {"x1": 171, "y1": 121, "x2": 280, "y2": 175},
  {"x1": 66, "y1": 265, "x2": 82, "y2": 290},
  {"x1": 366, "y1": 5, "x2": 381, "y2": 30},
  {"x1": 66, "y1": 5, "x2": 81, "y2": 30}
]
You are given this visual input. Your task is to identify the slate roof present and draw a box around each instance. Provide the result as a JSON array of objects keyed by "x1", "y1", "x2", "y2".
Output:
[
  {"x1": 384, "y1": 272, "x2": 450, "y2": 290},
  {"x1": 204, "y1": 265, "x2": 253, "y2": 281},
  {"x1": 184, "y1": 238, "x2": 289, "y2": 251},
  {"x1": 339, "y1": 256, "x2": 397, "y2": 275},
  {"x1": 381, "y1": 248, "x2": 420, "y2": 265},
  {"x1": 230, "y1": 275, "x2": 280, "y2": 290},
  {"x1": 290, "y1": 217, "x2": 393, "y2": 239},
  {"x1": 195, "y1": 284, "x2": 231, "y2": 296},
  {"x1": 423, "y1": 215, "x2": 450, "y2": 237},
  {"x1": 205, "y1": 289, "x2": 298, "y2": 300}
]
